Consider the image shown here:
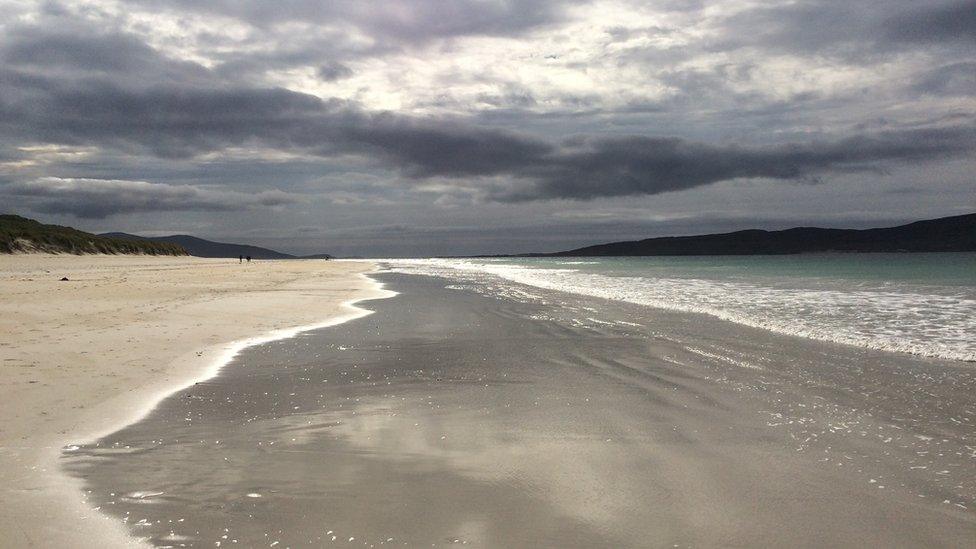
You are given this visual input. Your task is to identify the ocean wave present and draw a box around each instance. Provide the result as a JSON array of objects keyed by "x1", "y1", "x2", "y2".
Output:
[{"x1": 389, "y1": 259, "x2": 976, "y2": 363}]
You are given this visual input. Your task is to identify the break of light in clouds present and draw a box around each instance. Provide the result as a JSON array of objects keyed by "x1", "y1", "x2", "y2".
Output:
[{"x1": 0, "y1": 0, "x2": 973, "y2": 256}]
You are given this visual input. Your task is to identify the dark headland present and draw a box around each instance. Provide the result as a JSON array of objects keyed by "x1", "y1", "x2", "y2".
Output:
[
  {"x1": 101, "y1": 232, "x2": 334, "y2": 260},
  {"x1": 1, "y1": 214, "x2": 187, "y2": 255},
  {"x1": 101, "y1": 232, "x2": 297, "y2": 260},
  {"x1": 0, "y1": 214, "x2": 335, "y2": 258},
  {"x1": 536, "y1": 213, "x2": 976, "y2": 257}
]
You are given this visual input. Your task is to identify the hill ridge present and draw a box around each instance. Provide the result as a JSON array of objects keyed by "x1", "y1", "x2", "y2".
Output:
[
  {"x1": 100, "y1": 232, "x2": 298, "y2": 259},
  {"x1": 543, "y1": 213, "x2": 976, "y2": 256},
  {"x1": 0, "y1": 215, "x2": 187, "y2": 255}
]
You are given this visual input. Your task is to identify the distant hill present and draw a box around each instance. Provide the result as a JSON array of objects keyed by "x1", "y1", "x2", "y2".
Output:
[
  {"x1": 546, "y1": 213, "x2": 976, "y2": 256},
  {"x1": 0, "y1": 215, "x2": 187, "y2": 255},
  {"x1": 101, "y1": 233, "x2": 296, "y2": 259}
]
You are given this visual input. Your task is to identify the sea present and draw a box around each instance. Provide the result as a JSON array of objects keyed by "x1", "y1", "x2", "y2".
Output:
[{"x1": 390, "y1": 253, "x2": 976, "y2": 363}]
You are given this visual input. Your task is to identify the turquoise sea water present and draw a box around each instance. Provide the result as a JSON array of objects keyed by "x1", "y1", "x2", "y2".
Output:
[
  {"x1": 390, "y1": 253, "x2": 976, "y2": 362},
  {"x1": 509, "y1": 253, "x2": 976, "y2": 286}
]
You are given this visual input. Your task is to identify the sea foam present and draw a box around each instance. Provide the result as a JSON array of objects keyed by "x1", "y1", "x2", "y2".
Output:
[{"x1": 389, "y1": 258, "x2": 976, "y2": 362}]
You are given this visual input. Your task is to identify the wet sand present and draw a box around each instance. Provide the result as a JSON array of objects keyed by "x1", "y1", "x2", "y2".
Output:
[
  {"x1": 0, "y1": 255, "x2": 379, "y2": 548},
  {"x1": 65, "y1": 272, "x2": 976, "y2": 548}
]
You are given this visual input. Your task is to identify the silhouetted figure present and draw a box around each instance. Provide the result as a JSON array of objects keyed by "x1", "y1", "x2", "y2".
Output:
[
  {"x1": 246, "y1": 255, "x2": 251, "y2": 263},
  {"x1": 239, "y1": 255, "x2": 243, "y2": 263}
]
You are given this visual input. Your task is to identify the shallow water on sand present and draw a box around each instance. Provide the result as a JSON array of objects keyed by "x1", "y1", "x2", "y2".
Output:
[
  {"x1": 64, "y1": 273, "x2": 975, "y2": 547},
  {"x1": 392, "y1": 254, "x2": 976, "y2": 362}
]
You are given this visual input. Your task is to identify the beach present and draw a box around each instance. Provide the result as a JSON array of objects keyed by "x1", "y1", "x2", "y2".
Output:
[
  {"x1": 2, "y1": 0, "x2": 972, "y2": 544},
  {"x1": 63, "y1": 268, "x2": 975, "y2": 548},
  {"x1": 0, "y1": 255, "x2": 380, "y2": 548},
  {"x1": 3, "y1": 255, "x2": 975, "y2": 548}
]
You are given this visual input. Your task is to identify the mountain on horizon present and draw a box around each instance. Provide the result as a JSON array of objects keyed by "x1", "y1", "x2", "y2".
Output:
[
  {"x1": 100, "y1": 232, "x2": 332, "y2": 260},
  {"x1": 541, "y1": 213, "x2": 976, "y2": 257}
]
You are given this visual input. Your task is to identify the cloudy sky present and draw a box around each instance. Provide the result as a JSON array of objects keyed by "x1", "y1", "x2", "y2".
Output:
[{"x1": 1, "y1": 0, "x2": 973, "y2": 256}]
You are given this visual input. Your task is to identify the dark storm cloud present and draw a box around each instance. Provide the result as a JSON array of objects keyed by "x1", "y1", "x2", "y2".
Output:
[
  {"x1": 0, "y1": 20, "x2": 549, "y2": 168},
  {"x1": 910, "y1": 62, "x2": 976, "y2": 97},
  {"x1": 0, "y1": 69, "x2": 332, "y2": 157},
  {"x1": 0, "y1": 62, "x2": 552, "y2": 171},
  {"x1": 317, "y1": 61, "x2": 353, "y2": 82},
  {"x1": 884, "y1": 0, "x2": 976, "y2": 44},
  {"x1": 2, "y1": 29, "x2": 155, "y2": 72},
  {"x1": 121, "y1": 0, "x2": 576, "y2": 41},
  {"x1": 1, "y1": 0, "x2": 974, "y2": 241},
  {"x1": 0, "y1": 25, "x2": 212, "y2": 87},
  {"x1": 2, "y1": 61, "x2": 973, "y2": 203},
  {"x1": 340, "y1": 118, "x2": 553, "y2": 178},
  {"x1": 5, "y1": 23, "x2": 200, "y2": 67},
  {"x1": 493, "y1": 126, "x2": 976, "y2": 201},
  {"x1": 4, "y1": 177, "x2": 299, "y2": 218},
  {"x1": 711, "y1": 0, "x2": 976, "y2": 59}
]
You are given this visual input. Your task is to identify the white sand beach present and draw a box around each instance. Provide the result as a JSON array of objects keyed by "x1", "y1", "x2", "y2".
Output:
[{"x1": 0, "y1": 255, "x2": 378, "y2": 548}]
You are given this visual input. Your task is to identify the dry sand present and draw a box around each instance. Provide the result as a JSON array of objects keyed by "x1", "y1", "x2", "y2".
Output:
[{"x1": 0, "y1": 255, "x2": 378, "y2": 548}]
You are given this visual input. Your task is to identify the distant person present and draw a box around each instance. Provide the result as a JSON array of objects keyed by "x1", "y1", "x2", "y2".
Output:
[
  {"x1": 246, "y1": 255, "x2": 251, "y2": 263},
  {"x1": 239, "y1": 255, "x2": 243, "y2": 263}
]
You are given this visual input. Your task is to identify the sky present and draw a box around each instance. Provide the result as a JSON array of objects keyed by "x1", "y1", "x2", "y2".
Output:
[{"x1": 0, "y1": 0, "x2": 973, "y2": 257}]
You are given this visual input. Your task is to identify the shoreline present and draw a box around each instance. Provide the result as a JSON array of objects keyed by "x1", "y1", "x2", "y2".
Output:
[
  {"x1": 63, "y1": 273, "x2": 396, "y2": 548},
  {"x1": 64, "y1": 271, "x2": 976, "y2": 547},
  {"x1": 0, "y1": 256, "x2": 384, "y2": 548},
  {"x1": 68, "y1": 271, "x2": 396, "y2": 447},
  {"x1": 7, "y1": 257, "x2": 973, "y2": 546},
  {"x1": 391, "y1": 257, "x2": 976, "y2": 363}
]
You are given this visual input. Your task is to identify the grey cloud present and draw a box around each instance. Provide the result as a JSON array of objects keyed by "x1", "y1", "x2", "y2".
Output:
[
  {"x1": 2, "y1": 68, "x2": 973, "y2": 203},
  {"x1": 711, "y1": 1, "x2": 976, "y2": 60},
  {"x1": 0, "y1": 25, "x2": 211, "y2": 85},
  {"x1": 656, "y1": 65, "x2": 761, "y2": 109},
  {"x1": 2, "y1": 0, "x2": 974, "y2": 240},
  {"x1": 0, "y1": 12, "x2": 356, "y2": 94},
  {"x1": 884, "y1": 0, "x2": 976, "y2": 44},
  {"x1": 317, "y1": 62, "x2": 353, "y2": 81},
  {"x1": 4, "y1": 177, "x2": 300, "y2": 218},
  {"x1": 0, "y1": 70, "x2": 552, "y2": 172},
  {"x1": 208, "y1": 33, "x2": 373, "y2": 82},
  {"x1": 122, "y1": 0, "x2": 578, "y2": 42},
  {"x1": 909, "y1": 62, "x2": 976, "y2": 97},
  {"x1": 713, "y1": 3, "x2": 874, "y2": 56},
  {"x1": 342, "y1": 118, "x2": 553, "y2": 178},
  {"x1": 0, "y1": 73, "x2": 336, "y2": 157},
  {"x1": 604, "y1": 25, "x2": 675, "y2": 43},
  {"x1": 490, "y1": 126, "x2": 976, "y2": 201},
  {"x1": 475, "y1": 86, "x2": 537, "y2": 109},
  {"x1": 3, "y1": 30, "x2": 148, "y2": 72}
]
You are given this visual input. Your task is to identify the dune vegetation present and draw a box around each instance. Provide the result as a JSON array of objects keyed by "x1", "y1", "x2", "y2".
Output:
[{"x1": 0, "y1": 214, "x2": 187, "y2": 255}]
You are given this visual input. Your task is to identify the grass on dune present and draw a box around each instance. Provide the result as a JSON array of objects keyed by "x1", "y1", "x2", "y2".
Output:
[{"x1": 0, "y1": 214, "x2": 187, "y2": 255}]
